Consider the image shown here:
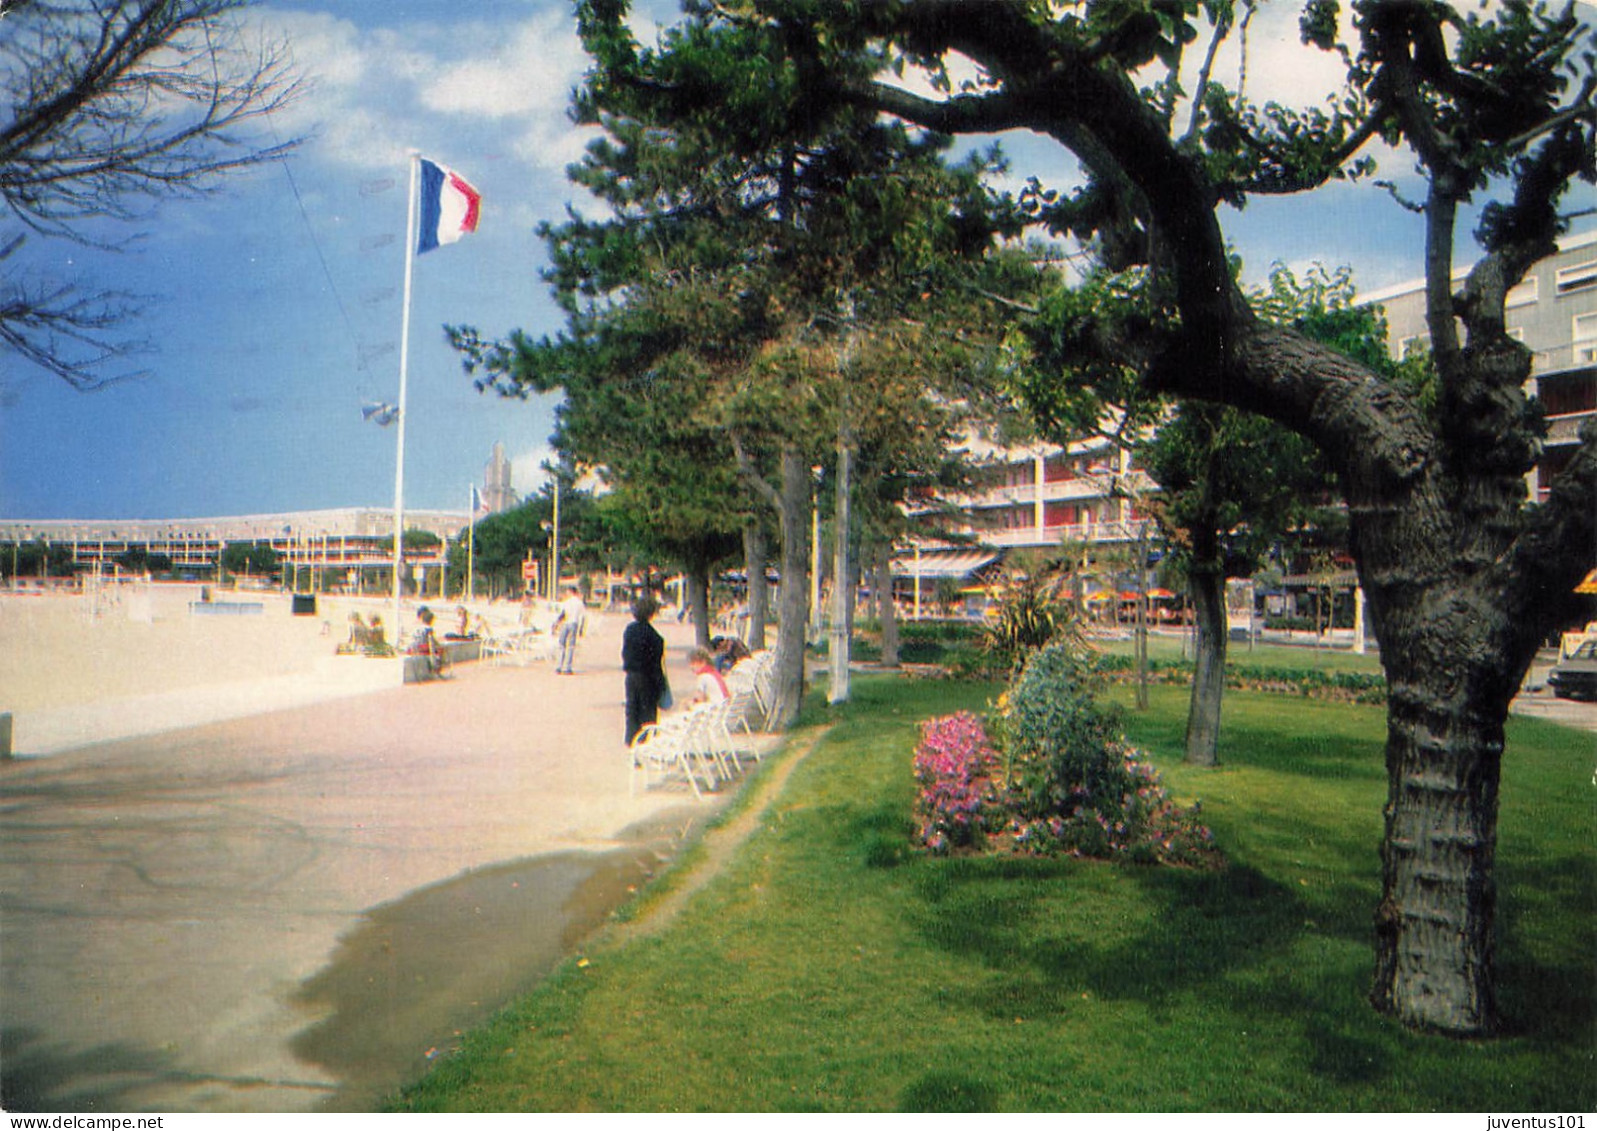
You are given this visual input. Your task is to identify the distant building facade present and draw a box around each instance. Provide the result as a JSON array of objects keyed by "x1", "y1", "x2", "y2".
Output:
[
  {"x1": 0, "y1": 507, "x2": 468, "y2": 585},
  {"x1": 1360, "y1": 228, "x2": 1597, "y2": 504},
  {"x1": 895, "y1": 230, "x2": 1597, "y2": 590},
  {"x1": 893, "y1": 431, "x2": 1157, "y2": 591},
  {"x1": 0, "y1": 440, "x2": 535, "y2": 584}
]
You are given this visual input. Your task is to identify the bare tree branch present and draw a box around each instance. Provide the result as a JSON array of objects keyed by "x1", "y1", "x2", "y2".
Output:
[{"x1": 0, "y1": 0, "x2": 303, "y2": 386}]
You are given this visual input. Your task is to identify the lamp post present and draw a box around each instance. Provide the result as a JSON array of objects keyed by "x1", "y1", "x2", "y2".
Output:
[
  {"x1": 549, "y1": 475, "x2": 561, "y2": 601},
  {"x1": 809, "y1": 466, "x2": 822, "y2": 642}
]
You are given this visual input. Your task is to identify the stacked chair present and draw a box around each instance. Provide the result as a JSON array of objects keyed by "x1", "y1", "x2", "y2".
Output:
[
  {"x1": 630, "y1": 650, "x2": 777, "y2": 799},
  {"x1": 481, "y1": 624, "x2": 554, "y2": 666}
]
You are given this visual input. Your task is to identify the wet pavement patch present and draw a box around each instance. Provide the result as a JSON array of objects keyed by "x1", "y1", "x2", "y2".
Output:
[{"x1": 292, "y1": 844, "x2": 668, "y2": 1111}]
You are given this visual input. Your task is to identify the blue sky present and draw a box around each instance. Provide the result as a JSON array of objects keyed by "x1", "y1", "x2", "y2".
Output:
[{"x1": 0, "y1": 1, "x2": 1590, "y2": 521}]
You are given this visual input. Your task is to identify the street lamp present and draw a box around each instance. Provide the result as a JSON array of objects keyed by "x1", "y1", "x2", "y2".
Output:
[{"x1": 809, "y1": 466, "x2": 823, "y2": 642}]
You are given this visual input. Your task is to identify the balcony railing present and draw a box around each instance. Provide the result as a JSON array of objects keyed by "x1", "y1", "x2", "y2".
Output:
[
  {"x1": 1545, "y1": 410, "x2": 1595, "y2": 445},
  {"x1": 974, "y1": 519, "x2": 1156, "y2": 548},
  {"x1": 956, "y1": 472, "x2": 1156, "y2": 510}
]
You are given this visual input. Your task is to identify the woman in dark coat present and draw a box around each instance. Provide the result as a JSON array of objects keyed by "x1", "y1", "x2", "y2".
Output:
[{"x1": 622, "y1": 595, "x2": 667, "y2": 745}]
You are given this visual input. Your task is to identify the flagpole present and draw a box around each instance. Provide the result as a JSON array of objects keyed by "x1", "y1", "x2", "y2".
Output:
[
  {"x1": 466, "y1": 485, "x2": 477, "y2": 604},
  {"x1": 391, "y1": 150, "x2": 421, "y2": 647}
]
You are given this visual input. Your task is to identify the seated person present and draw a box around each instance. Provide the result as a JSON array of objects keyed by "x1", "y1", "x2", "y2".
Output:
[
  {"x1": 689, "y1": 648, "x2": 730, "y2": 704},
  {"x1": 408, "y1": 606, "x2": 447, "y2": 677},
  {"x1": 338, "y1": 612, "x2": 368, "y2": 654},
  {"x1": 443, "y1": 605, "x2": 476, "y2": 641},
  {"x1": 711, "y1": 634, "x2": 750, "y2": 674}
]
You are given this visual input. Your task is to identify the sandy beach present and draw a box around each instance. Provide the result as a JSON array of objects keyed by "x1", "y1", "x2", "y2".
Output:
[
  {"x1": 0, "y1": 585, "x2": 342, "y2": 712},
  {"x1": 0, "y1": 584, "x2": 741, "y2": 1112}
]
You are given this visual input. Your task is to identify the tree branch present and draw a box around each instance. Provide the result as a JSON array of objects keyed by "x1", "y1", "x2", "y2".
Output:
[
  {"x1": 1500, "y1": 422, "x2": 1597, "y2": 645},
  {"x1": 730, "y1": 430, "x2": 783, "y2": 512},
  {"x1": 864, "y1": 81, "x2": 1036, "y2": 137}
]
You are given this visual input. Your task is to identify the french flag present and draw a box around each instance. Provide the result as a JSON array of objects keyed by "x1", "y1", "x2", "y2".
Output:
[{"x1": 417, "y1": 158, "x2": 481, "y2": 254}]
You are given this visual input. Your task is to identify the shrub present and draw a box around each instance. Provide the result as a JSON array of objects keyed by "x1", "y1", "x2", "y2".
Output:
[
  {"x1": 1093, "y1": 654, "x2": 1387, "y2": 704},
  {"x1": 912, "y1": 642, "x2": 1219, "y2": 866},
  {"x1": 990, "y1": 643, "x2": 1123, "y2": 820},
  {"x1": 1008, "y1": 745, "x2": 1217, "y2": 865},
  {"x1": 911, "y1": 711, "x2": 1000, "y2": 854}
]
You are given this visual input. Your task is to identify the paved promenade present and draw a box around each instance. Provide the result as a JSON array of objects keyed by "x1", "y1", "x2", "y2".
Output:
[{"x1": 0, "y1": 608, "x2": 716, "y2": 1113}]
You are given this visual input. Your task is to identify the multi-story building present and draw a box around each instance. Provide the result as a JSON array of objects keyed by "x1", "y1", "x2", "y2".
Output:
[
  {"x1": 894, "y1": 432, "x2": 1157, "y2": 595},
  {"x1": 895, "y1": 229, "x2": 1597, "y2": 596},
  {"x1": 0, "y1": 506, "x2": 468, "y2": 589},
  {"x1": 0, "y1": 441, "x2": 532, "y2": 587},
  {"x1": 1360, "y1": 228, "x2": 1597, "y2": 503}
]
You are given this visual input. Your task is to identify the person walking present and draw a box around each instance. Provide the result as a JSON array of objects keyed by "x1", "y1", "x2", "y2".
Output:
[
  {"x1": 551, "y1": 583, "x2": 587, "y2": 674},
  {"x1": 622, "y1": 594, "x2": 667, "y2": 746}
]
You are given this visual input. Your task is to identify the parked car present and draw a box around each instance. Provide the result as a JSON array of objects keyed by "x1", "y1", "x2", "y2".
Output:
[{"x1": 1548, "y1": 639, "x2": 1597, "y2": 701}]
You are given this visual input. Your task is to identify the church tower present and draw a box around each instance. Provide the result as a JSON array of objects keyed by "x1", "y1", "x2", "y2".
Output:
[{"x1": 481, "y1": 442, "x2": 517, "y2": 514}]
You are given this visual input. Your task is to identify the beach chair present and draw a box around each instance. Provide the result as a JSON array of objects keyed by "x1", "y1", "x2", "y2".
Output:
[
  {"x1": 728, "y1": 651, "x2": 778, "y2": 730},
  {"x1": 483, "y1": 626, "x2": 551, "y2": 666},
  {"x1": 629, "y1": 708, "x2": 721, "y2": 799},
  {"x1": 705, "y1": 694, "x2": 760, "y2": 767}
]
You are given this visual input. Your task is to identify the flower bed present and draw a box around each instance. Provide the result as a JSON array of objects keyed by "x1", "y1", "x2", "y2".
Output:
[
  {"x1": 911, "y1": 711, "x2": 1000, "y2": 853},
  {"x1": 912, "y1": 644, "x2": 1221, "y2": 867}
]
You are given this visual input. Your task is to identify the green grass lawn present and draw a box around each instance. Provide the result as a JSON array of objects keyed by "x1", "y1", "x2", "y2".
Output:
[
  {"x1": 1105, "y1": 631, "x2": 1387, "y2": 675},
  {"x1": 394, "y1": 676, "x2": 1595, "y2": 1112}
]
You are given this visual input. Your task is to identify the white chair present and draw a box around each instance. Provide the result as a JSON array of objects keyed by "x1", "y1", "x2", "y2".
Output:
[
  {"x1": 483, "y1": 626, "x2": 552, "y2": 666},
  {"x1": 728, "y1": 652, "x2": 775, "y2": 726},
  {"x1": 630, "y1": 707, "x2": 721, "y2": 798},
  {"x1": 705, "y1": 693, "x2": 760, "y2": 767}
]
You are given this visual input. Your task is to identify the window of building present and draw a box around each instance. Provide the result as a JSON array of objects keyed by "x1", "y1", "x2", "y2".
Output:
[
  {"x1": 1506, "y1": 275, "x2": 1538, "y2": 308},
  {"x1": 1540, "y1": 372, "x2": 1596, "y2": 416},
  {"x1": 1045, "y1": 502, "x2": 1075, "y2": 527},
  {"x1": 1555, "y1": 260, "x2": 1597, "y2": 296},
  {"x1": 1574, "y1": 312, "x2": 1597, "y2": 366}
]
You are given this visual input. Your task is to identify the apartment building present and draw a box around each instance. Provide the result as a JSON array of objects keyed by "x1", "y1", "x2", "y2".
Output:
[
  {"x1": 1361, "y1": 228, "x2": 1597, "y2": 503},
  {"x1": 896, "y1": 229, "x2": 1597, "y2": 592},
  {"x1": 894, "y1": 432, "x2": 1157, "y2": 592}
]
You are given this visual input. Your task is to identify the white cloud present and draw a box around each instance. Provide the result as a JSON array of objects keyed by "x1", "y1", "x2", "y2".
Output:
[
  {"x1": 1204, "y1": 3, "x2": 1351, "y2": 110},
  {"x1": 511, "y1": 445, "x2": 556, "y2": 492},
  {"x1": 421, "y1": 12, "x2": 587, "y2": 119},
  {"x1": 251, "y1": 5, "x2": 592, "y2": 175}
]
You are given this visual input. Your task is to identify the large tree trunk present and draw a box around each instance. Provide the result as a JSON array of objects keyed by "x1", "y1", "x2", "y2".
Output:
[
  {"x1": 1351, "y1": 464, "x2": 1552, "y2": 1037},
  {"x1": 1184, "y1": 558, "x2": 1226, "y2": 766},
  {"x1": 1371, "y1": 667, "x2": 1508, "y2": 1034},
  {"x1": 767, "y1": 447, "x2": 812, "y2": 729},
  {"x1": 744, "y1": 522, "x2": 769, "y2": 651},
  {"x1": 686, "y1": 567, "x2": 712, "y2": 651}
]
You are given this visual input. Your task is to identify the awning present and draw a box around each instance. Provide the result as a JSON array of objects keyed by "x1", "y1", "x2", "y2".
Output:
[{"x1": 891, "y1": 549, "x2": 1000, "y2": 580}]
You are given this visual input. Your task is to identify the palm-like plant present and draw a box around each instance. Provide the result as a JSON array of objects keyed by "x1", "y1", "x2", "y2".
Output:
[{"x1": 979, "y1": 570, "x2": 1084, "y2": 675}]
